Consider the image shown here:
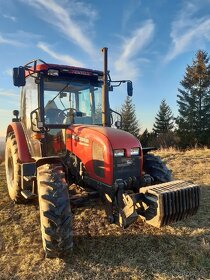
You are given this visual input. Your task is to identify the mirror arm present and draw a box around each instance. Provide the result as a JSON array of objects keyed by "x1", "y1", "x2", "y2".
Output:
[
  {"x1": 110, "y1": 108, "x2": 122, "y2": 125},
  {"x1": 109, "y1": 80, "x2": 131, "y2": 87}
]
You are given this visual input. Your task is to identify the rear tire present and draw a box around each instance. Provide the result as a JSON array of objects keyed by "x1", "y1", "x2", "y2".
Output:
[
  {"x1": 37, "y1": 163, "x2": 73, "y2": 258},
  {"x1": 143, "y1": 153, "x2": 172, "y2": 183},
  {"x1": 5, "y1": 132, "x2": 26, "y2": 203}
]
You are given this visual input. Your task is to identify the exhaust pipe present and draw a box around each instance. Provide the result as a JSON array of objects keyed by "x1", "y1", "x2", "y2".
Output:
[{"x1": 101, "y1": 47, "x2": 110, "y2": 127}]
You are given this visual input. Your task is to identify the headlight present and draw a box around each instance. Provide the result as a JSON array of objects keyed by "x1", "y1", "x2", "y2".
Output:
[
  {"x1": 114, "y1": 149, "x2": 125, "y2": 157},
  {"x1": 130, "y1": 147, "x2": 140, "y2": 156}
]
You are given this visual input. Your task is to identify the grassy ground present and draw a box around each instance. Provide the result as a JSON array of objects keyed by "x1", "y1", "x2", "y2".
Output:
[{"x1": 0, "y1": 148, "x2": 210, "y2": 279}]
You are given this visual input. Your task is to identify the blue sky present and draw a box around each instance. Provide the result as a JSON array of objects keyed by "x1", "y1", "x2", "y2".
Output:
[{"x1": 1, "y1": 0, "x2": 210, "y2": 137}]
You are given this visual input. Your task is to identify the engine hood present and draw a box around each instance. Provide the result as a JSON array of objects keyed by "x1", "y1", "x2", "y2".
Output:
[
  {"x1": 66, "y1": 124, "x2": 141, "y2": 157},
  {"x1": 65, "y1": 124, "x2": 142, "y2": 186}
]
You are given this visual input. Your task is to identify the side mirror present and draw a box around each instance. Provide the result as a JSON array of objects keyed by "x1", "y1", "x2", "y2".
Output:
[
  {"x1": 115, "y1": 120, "x2": 122, "y2": 129},
  {"x1": 127, "y1": 81, "x2": 133, "y2": 96},
  {"x1": 59, "y1": 92, "x2": 67, "y2": 98},
  {"x1": 12, "y1": 110, "x2": 20, "y2": 122},
  {"x1": 30, "y1": 109, "x2": 41, "y2": 132},
  {"x1": 13, "y1": 67, "x2": 26, "y2": 87}
]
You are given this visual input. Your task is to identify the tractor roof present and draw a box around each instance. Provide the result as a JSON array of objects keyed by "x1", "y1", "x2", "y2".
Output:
[{"x1": 24, "y1": 59, "x2": 103, "y2": 78}]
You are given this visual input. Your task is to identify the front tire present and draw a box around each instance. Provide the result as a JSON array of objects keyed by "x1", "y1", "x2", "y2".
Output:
[
  {"x1": 37, "y1": 163, "x2": 73, "y2": 258},
  {"x1": 143, "y1": 153, "x2": 172, "y2": 183},
  {"x1": 5, "y1": 132, "x2": 26, "y2": 203}
]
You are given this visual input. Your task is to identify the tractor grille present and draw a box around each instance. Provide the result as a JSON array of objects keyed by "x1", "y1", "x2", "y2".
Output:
[
  {"x1": 140, "y1": 180, "x2": 200, "y2": 228},
  {"x1": 113, "y1": 156, "x2": 141, "y2": 188}
]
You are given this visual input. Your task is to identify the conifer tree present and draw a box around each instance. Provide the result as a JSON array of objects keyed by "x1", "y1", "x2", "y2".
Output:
[
  {"x1": 153, "y1": 99, "x2": 174, "y2": 134},
  {"x1": 140, "y1": 129, "x2": 150, "y2": 146},
  {"x1": 120, "y1": 96, "x2": 140, "y2": 138},
  {"x1": 140, "y1": 129, "x2": 157, "y2": 147},
  {"x1": 176, "y1": 50, "x2": 210, "y2": 147}
]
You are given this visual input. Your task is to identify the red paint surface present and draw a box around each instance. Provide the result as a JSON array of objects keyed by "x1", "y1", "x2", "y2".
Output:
[
  {"x1": 7, "y1": 123, "x2": 33, "y2": 163},
  {"x1": 66, "y1": 125, "x2": 143, "y2": 186}
]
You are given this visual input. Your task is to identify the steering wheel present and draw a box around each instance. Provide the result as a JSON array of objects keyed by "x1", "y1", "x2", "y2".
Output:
[
  {"x1": 58, "y1": 108, "x2": 77, "y2": 117},
  {"x1": 45, "y1": 108, "x2": 66, "y2": 124}
]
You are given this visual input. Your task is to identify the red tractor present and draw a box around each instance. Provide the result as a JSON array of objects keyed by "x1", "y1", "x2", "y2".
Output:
[{"x1": 5, "y1": 48, "x2": 200, "y2": 257}]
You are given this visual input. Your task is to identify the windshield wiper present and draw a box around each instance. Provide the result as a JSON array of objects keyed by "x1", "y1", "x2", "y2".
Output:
[{"x1": 47, "y1": 82, "x2": 70, "y2": 106}]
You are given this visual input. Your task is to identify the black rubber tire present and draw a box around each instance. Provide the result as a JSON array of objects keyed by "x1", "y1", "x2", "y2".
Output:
[
  {"x1": 37, "y1": 163, "x2": 73, "y2": 258},
  {"x1": 5, "y1": 132, "x2": 26, "y2": 203},
  {"x1": 143, "y1": 153, "x2": 172, "y2": 183}
]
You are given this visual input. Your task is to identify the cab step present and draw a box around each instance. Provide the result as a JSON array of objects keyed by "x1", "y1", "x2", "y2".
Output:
[{"x1": 21, "y1": 190, "x2": 37, "y2": 200}]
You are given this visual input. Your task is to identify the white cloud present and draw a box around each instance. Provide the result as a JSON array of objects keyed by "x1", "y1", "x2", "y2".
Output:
[
  {"x1": 3, "y1": 14, "x2": 16, "y2": 22},
  {"x1": 12, "y1": 30, "x2": 42, "y2": 41},
  {"x1": 0, "y1": 31, "x2": 42, "y2": 48},
  {"x1": 165, "y1": 2, "x2": 210, "y2": 62},
  {"x1": 4, "y1": 69, "x2": 13, "y2": 77},
  {"x1": 23, "y1": 0, "x2": 97, "y2": 57},
  {"x1": 0, "y1": 90, "x2": 18, "y2": 99},
  {"x1": 114, "y1": 20, "x2": 154, "y2": 80},
  {"x1": 37, "y1": 42, "x2": 84, "y2": 67},
  {"x1": 0, "y1": 34, "x2": 22, "y2": 47}
]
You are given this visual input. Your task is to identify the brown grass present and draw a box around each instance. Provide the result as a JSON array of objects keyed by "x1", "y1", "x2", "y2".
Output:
[{"x1": 1, "y1": 149, "x2": 210, "y2": 279}]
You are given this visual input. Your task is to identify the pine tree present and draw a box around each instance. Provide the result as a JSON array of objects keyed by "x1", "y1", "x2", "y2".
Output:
[
  {"x1": 140, "y1": 129, "x2": 150, "y2": 146},
  {"x1": 120, "y1": 96, "x2": 140, "y2": 138},
  {"x1": 153, "y1": 99, "x2": 174, "y2": 134},
  {"x1": 177, "y1": 50, "x2": 210, "y2": 147},
  {"x1": 140, "y1": 129, "x2": 157, "y2": 147}
]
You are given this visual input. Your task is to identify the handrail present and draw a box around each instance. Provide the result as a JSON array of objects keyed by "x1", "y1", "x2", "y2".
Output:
[{"x1": 24, "y1": 59, "x2": 49, "y2": 76}]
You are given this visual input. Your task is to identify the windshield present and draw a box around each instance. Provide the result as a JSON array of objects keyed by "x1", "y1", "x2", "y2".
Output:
[{"x1": 43, "y1": 77, "x2": 102, "y2": 126}]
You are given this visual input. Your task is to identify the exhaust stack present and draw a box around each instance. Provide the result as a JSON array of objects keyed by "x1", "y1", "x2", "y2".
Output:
[{"x1": 101, "y1": 47, "x2": 110, "y2": 127}]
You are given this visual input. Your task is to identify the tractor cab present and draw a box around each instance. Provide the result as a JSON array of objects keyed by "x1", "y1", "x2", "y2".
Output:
[
  {"x1": 13, "y1": 54, "x2": 132, "y2": 131},
  {"x1": 13, "y1": 53, "x2": 132, "y2": 157}
]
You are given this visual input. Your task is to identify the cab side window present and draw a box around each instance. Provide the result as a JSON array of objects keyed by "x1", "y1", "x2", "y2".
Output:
[{"x1": 20, "y1": 76, "x2": 38, "y2": 131}]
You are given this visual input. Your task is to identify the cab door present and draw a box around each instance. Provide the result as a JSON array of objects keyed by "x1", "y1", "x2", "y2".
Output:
[{"x1": 20, "y1": 75, "x2": 42, "y2": 157}]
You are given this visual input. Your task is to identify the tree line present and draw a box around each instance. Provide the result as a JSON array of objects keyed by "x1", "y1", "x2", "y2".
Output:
[{"x1": 120, "y1": 50, "x2": 210, "y2": 149}]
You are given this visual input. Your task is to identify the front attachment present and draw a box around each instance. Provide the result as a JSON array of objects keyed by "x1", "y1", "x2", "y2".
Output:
[{"x1": 140, "y1": 180, "x2": 200, "y2": 228}]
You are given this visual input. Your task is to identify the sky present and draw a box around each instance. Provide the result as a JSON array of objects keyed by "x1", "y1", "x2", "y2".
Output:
[{"x1": 1, "y1": 0, "x2": 210, "y2": 137}]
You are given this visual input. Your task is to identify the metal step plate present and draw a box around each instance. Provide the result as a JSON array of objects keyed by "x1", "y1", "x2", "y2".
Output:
[{"x1": 140, "y1": 180, "x2": 200, "y2": 228}]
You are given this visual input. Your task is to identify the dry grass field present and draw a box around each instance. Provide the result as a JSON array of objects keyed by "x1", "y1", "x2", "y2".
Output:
[{"x1": 0, "y1": 148, "x2": 210, "y2": 279}]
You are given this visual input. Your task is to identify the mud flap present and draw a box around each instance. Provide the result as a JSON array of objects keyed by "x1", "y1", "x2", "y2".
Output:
[{"x1": 140, "y1": 180, "x2": 200, "y2": 227}]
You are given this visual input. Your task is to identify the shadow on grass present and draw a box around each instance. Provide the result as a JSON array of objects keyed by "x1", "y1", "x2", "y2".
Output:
[{"x1": 58, "y1": 230, "x2": 210, "y2": 280}]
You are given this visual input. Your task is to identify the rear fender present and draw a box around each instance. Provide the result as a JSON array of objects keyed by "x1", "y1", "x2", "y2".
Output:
[
  {"x1": 6, "y1": 122, "x2": 33, "y2": 163},
  {"x1": 36, "y1": 157, "x2": 65, "y2": 167},
  {"x1": 142, "y1": 147, "x2": 157, "y2": 154}
]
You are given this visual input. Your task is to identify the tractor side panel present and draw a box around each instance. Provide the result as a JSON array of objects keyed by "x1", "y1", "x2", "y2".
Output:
[
  {"x1": 7, "y1": 122, "x2": 34, "y2": 163},
  {"x1": 45, "y1": 129, "x2": 66, "y2": 157},
  {"x1": 66, "y1": 126, "x2": 113, "y2": 186}
]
